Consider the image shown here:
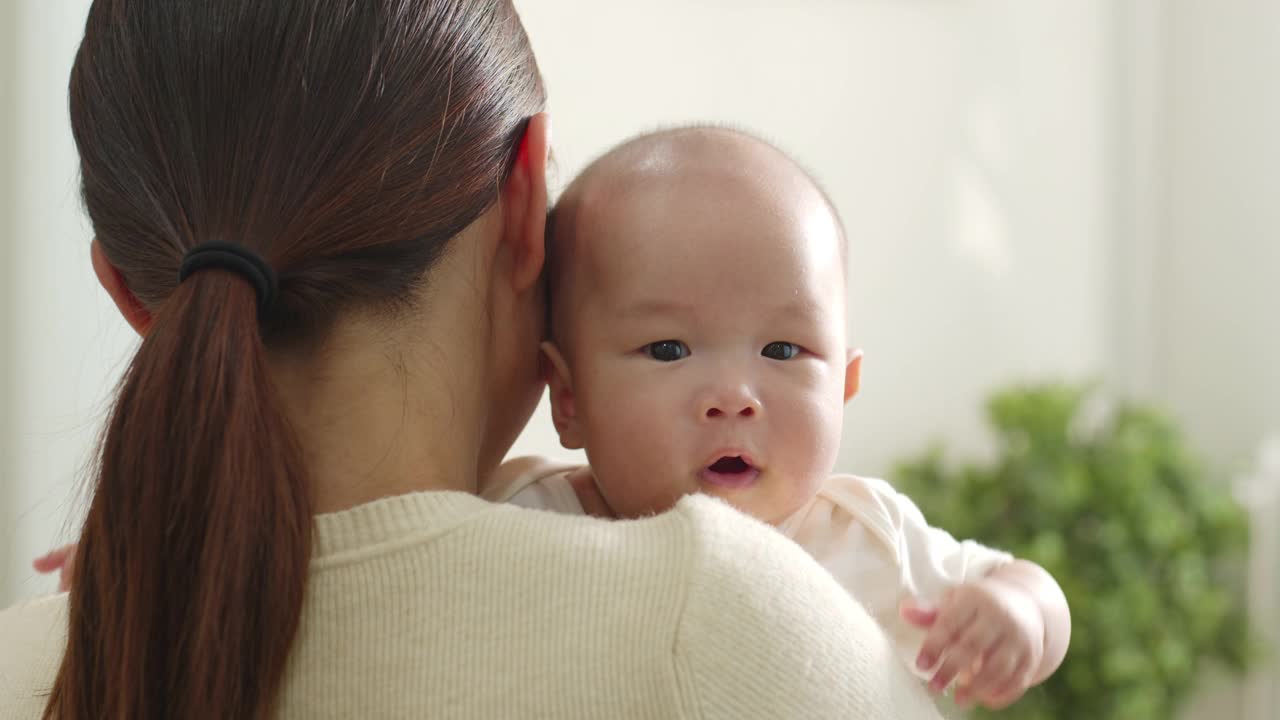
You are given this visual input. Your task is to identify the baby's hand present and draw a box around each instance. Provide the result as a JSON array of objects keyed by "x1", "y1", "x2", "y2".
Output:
[
  {"x1": 901, "y1": 577, "x2": 1045, "y2": 710},
  {"x1": 33, "y1": 543, "x2": 78, "y2": 592}
]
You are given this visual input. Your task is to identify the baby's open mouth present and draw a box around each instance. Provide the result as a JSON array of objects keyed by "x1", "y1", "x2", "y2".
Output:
[
  {"x1": 708, "y1": 456, "x2": 751, "y2": 474},
  {"x1": 700, "y1": 455, "x2": 760, "y2": 489}
]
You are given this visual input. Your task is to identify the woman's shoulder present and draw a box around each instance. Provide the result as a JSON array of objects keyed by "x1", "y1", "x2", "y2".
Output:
[
  {"x1": 669, "y1": 492, "x2": 860, "y2": 608},
  {"x1": 488, "y1": 490, "x2": 796, "y2": 567},
  {"x1": 0, "y1": 593, "x2": 67, "y2": 718},
  {"x1": 482, "y1": 496, "x2": 939, "y2": 717},
  {"x1": 668, "y1": 495, "x2": 943, "y2": 719}
]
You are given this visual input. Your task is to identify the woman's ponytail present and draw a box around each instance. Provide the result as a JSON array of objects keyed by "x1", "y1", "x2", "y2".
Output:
[
  {"x1": 46, "y1": 270, "x2": 311, "y2": 719},
  {"x1": 54, "y1": 0, "x2": 548, "y2": 715}
]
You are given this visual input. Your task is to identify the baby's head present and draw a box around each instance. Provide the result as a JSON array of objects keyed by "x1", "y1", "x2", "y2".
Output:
[{"x1": 543, "y1": 127, "x2": 860, "y2": 525}]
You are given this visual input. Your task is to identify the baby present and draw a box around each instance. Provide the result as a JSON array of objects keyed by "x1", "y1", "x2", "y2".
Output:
[{"x1": 484, "y1": 127, "x2": 1071, "y2": 710}]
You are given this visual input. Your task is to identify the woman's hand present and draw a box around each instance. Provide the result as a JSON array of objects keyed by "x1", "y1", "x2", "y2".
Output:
[{"x1": 32, "y1": 543, "x2": 78, "y2": 592}]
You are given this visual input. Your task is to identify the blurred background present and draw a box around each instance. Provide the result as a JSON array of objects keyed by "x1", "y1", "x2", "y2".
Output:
[{"x1": 0, "y1": 1, "x2": 1276, "y2": 718}]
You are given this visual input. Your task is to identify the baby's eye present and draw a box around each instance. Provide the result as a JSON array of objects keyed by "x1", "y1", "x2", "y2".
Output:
[
  {"x1": 762, "y1": 342, "x2": 800, "y2": 360},
  {"x1": 646, "y1": 340, "x2": 690, "y2": 362}
]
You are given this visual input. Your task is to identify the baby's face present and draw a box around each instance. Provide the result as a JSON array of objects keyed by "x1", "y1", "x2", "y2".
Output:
[{"x1": 549, "y1": 149, "x2": 853, "y2": 525}]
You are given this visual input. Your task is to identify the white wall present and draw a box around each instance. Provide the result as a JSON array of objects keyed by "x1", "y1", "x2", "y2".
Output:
[
  {"x1": 0, "y1": 0, "x2": 133, "y2": 607},
  {"x1": 1158, "y1": 0, "x2": 1280, "y2": 475},
  {"x1": 1159, "y1": 8, "x2": 1280, "y2": 716},
  {"x1": 1117, "y1": 4, "x2": 1280, "y2": 717},
  {"x1": 0, "y1": 0, "x2": 19, "y2": 608}
]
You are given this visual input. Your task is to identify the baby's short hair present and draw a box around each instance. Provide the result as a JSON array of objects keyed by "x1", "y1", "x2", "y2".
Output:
[
  {"x1": 551, "y1": 124, "x2": 846, "y2": 257},
  {"x1": 544, "y1": 125, "x2": 848, "y2": 344}
]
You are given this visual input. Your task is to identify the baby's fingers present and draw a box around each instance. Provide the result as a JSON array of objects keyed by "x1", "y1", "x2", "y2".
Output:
[
  {"x1": 915, "y1": 602, "x2": 975, "y2": 673},
  {"x1": 927, "y1": 622, "x2": 1000, "y2": 694},
  {"x1": 980, "y1": 683, "x2": 1029, "y2": 711},
  {"x1": 978, "y1": 658, "x2": 1034, "y2": 710},
  {"x1": 33, "y1": 543, "x2": 78, "y2": 592},
  {"x1": 33, "y1": 545, "x2": 72, "y2": 573},
  {"x1": 956, "y1": 642, "x2": 1019, "y2": 708},
  {"x1": 899, "y1": 599, "x2": 938, "y2": 629}
]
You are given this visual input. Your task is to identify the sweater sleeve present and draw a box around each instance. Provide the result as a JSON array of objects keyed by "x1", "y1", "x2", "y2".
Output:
[
  {"x1": 670, "y1": 495, "x2": 944, "y2": 720},
  {"x1": 0, "y1": 594, "x2": 67, "y2": 720}
]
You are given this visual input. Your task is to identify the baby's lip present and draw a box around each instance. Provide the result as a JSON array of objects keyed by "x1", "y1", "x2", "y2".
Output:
[
  {"x1": 701, "y1": 449, "x2": 757, "y2": 472},
  {"x1": 699, "y1": 449, "x2": 761, "y2": 490}
]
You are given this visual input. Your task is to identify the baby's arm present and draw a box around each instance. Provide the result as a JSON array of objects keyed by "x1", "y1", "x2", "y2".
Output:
[
  {"x1": 988, "y1": 560, "x2": 1071, "y2": 686},
  {"x1": 491, "y1": 457, "x2": 616, "y2": 518},
  {"x1": 903, "y1": 559, "x2": 1069, "y2": 709},
  {"x1": 482, "y1": 455, "x2": 595, "y2": 515},
  {"x1": 796, "y1": 476, "x2": 1070, "y2": 710}
]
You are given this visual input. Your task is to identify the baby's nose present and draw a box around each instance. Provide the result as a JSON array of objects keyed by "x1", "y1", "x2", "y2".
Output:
[{"x1": 699, "y1": 387, "x2": 762, "y2": 421}]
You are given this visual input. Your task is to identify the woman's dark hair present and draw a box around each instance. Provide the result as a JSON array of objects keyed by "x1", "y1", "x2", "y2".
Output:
[{"x1": 47, "y1": 1, "x2": 544, "y2": 718}]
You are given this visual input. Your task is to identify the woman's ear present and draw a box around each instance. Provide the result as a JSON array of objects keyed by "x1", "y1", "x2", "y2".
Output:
[
  {"x1": 541, "y1": 340, "x2": 584, "y2": 450},
  {"x1": 500, "y1": 112, "x2": 552, "y2": 293},
  {"x1": 844, "y1": 348, "x2": 863, "y2": 403},
  {"x1": 91, "y1": 239, "x2": 152, "y2": 336}
]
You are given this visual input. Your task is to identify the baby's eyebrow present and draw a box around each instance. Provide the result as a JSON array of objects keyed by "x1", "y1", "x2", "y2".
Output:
[
  {"x1": 773, "y1": 298, "x2": 825, "y2": 321},
  {"x1": 618, "y1": 299, "x2": 698, "y2": 319}
]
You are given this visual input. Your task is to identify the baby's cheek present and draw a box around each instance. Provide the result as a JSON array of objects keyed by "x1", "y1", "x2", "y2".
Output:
[
  {"x1": 586, "y1": 394, "x2": 687, "y2": 516},
  {"x1": 781, "y1": 394, "x2": 843, "y2": 481}
]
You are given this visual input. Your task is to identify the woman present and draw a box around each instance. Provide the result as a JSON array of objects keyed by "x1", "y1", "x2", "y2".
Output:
[{"x1": 0, "y1": 1, "x2": 941, "y2": 718}]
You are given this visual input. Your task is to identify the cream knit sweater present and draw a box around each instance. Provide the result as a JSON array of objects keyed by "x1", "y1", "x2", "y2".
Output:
[{"x1": 0, "y1": 491, "x2": 941, "y2": 719}]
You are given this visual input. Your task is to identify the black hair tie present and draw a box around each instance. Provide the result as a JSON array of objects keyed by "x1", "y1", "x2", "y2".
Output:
[{"x1": 178, "y1": 241, "x2": 278, "y2": 313}]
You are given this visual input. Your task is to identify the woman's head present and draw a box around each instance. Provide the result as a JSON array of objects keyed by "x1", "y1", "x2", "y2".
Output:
[
  {"x1": 76, "y1": 0, "x2": 546, "y2": 339},
  {"x1": 50, "y1": 1, "x2": 546, "y2": 718}
]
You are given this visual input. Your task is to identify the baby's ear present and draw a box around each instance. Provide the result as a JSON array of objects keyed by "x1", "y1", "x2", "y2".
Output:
[
  {"x1": 843, "y1": 348, "x2": 863, "y2": 404},
  {"x1": 541, "y1": 341, "x2": 584, "y2": 449}
]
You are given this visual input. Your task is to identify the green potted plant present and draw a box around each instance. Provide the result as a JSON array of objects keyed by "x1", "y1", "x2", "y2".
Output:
[{"x1": 894, "y1": 383, "x2": 1255, "y2": 719}]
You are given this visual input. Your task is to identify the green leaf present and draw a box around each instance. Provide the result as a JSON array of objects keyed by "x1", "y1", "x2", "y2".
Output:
[{"x1": 893, "y1": 382, "x2": 1255, "y2": 720}]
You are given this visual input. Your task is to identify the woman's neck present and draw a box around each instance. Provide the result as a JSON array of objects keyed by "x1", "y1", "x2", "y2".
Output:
[{"x1": 269, "y1": 312, "x2": 487, "y2": 515}]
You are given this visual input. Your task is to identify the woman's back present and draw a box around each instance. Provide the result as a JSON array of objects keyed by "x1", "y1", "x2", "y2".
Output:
[{"x1": 3, "y1": 493, "x2": 940, "y2": 719}]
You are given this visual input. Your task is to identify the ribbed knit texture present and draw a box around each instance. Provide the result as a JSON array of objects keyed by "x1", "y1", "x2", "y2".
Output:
[{"x1": 1, "y1": 491, "x2": 942, "y2": 719}]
